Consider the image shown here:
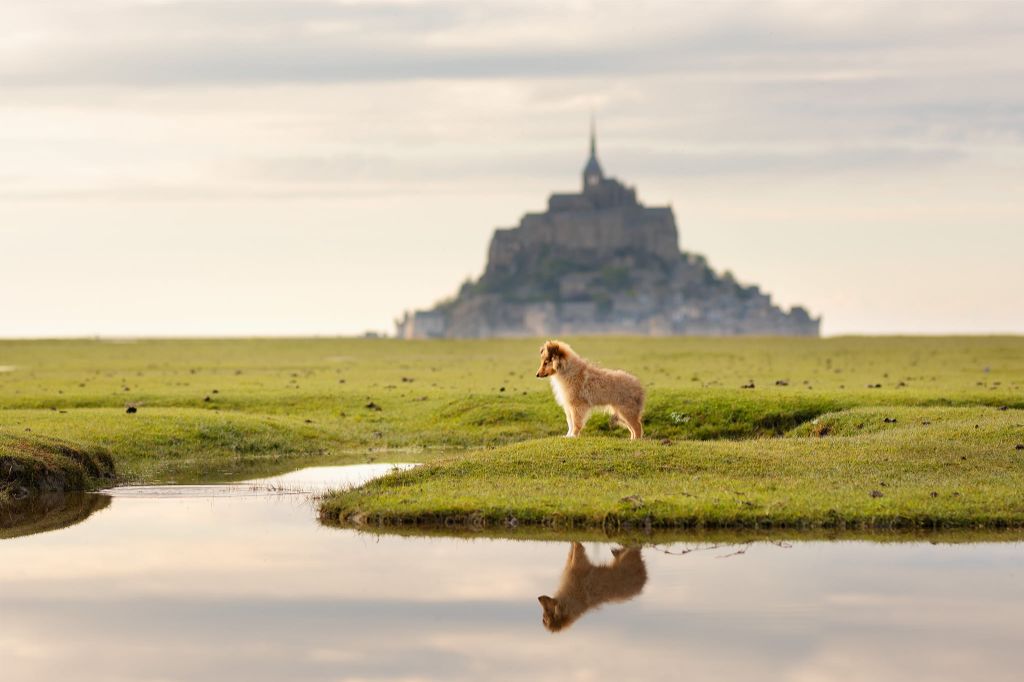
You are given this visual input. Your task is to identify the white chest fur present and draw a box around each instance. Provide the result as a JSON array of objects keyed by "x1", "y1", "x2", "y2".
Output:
[{"x1": 550, "y1": 376, "x2": 569, "y2": 408}]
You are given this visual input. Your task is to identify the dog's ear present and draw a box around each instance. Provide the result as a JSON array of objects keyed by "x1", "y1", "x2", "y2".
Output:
[{"x1": 545, "y1": 341, "x2": 564, "y2": 359}]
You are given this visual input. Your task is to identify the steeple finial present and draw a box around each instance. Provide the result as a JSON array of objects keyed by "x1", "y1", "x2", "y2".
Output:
[
  {"x1": 590, "y1": 113, "x2": 596, "y2": 157},
  {"x1": 582, "y1": 114, "x2": 604, "y2": 187}
]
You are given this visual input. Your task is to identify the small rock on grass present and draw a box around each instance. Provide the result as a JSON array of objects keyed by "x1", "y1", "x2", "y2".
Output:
[
  {"x1": 125, "y1": 405, "x2": 137, "y2": 414},
  {"x1": 869, "y1": 490, "x2": 884, "y2": 498},
  {"x1": 1016, "y1": 444, "x2": 1024, "y2": 451}
]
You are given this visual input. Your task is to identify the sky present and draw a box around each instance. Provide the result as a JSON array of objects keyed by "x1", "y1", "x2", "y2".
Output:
[{"x1": 1, "y1": 0, "x2": 1022, "y2": 338}]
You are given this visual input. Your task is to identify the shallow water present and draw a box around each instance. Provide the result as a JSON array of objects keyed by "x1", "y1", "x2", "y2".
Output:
[{"x1": 2, "y1": 465, "x2": 1024, "y2": 682}]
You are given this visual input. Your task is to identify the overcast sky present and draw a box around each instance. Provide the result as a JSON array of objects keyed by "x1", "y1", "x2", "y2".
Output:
[{"x1": 1, "y1": 0, "x2": 1022, "y2": 337}]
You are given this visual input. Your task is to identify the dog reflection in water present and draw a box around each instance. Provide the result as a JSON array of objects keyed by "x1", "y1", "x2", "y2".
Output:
[{"x1": 538, "y1": 542, "x2": 647, "y2": 632}]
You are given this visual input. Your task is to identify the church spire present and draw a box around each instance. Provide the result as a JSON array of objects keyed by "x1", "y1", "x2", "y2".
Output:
[
  {"x1": 590, "y1": 114, "x2": 596, "y2": 158},
  {"x1": 583, "y1": 115, "x2": 603, "y2": 188}
]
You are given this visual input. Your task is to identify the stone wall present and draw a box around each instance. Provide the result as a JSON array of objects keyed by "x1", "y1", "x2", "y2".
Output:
[{"x1": 485, "y1": 205, "x2": 678, "y2": 279}]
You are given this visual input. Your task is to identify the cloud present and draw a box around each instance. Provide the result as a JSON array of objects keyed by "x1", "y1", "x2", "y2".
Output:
[
  {"x1": 3, "y1": 1, "x2": 1024, "y2": 87},
  {"x1": 1, "y1": 1, "x2": 1022, "y2": 334}
]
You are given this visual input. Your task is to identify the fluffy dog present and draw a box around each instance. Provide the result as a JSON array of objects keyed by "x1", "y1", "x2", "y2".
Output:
[{"x1": 535, "y1": 340, "x2": 645, "y2": 439}]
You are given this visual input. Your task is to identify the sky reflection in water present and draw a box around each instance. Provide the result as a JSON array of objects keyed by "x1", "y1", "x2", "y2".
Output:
[{"x1": 2, "y1": 465, "x2": 1023, "y2": 682}]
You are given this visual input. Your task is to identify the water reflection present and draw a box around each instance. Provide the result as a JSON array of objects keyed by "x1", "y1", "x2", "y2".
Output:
[
  {"x1": 0, "y1": 492, "x2": 110, "y2": 540},
  {"x1": 104, "y1": 463, "x2": 419, "y2": 499},
  {"x1": 539, "y1": 542, "x2": 647, "y2": 632},
  {"x1": 1, "y1": 466, "x2": 1024, "y2": 682}
]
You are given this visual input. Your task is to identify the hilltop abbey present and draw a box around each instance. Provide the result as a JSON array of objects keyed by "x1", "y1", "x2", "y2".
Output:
[{"x1": 396, "y1": 125, "x2": 820, "y2": 339}]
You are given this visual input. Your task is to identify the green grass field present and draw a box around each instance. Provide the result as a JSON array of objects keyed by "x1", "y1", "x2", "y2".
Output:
[{"x1": 2, "y1": 337, "x2": 1023, "y2": 528}]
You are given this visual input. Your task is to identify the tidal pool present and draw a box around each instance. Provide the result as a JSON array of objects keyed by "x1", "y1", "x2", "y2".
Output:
[{"x1": 2, "y1": 465, "x2": 1023, "y2": 682}]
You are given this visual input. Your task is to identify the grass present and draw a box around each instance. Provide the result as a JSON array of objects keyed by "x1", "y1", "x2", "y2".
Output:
[
  {"x1": 321, "y1": 406, "x2": 1024, "y2": 530},
  {"x1": 0, "y1": 432, "x2": 114, "y2": 502},
  {"x1": 2, "y1": 336, "x2": 1023, "y2": 527}
]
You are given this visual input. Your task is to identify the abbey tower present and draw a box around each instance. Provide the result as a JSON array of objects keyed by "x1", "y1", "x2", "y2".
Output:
[{"x1": 396, "y1": 126, "x2": 819, "y2": 339}]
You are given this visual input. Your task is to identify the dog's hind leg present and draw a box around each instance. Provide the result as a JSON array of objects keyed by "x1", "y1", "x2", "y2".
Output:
[
  {"x1": 610, "y1": 408, "x2": 631, "y2": 432},
  {"x1": 621, "y1": 409, "x2": 643, "y2": 440}
]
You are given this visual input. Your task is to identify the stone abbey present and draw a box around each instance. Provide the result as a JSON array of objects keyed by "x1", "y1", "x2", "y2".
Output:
[{"x1": 396, "y1": 125, "x2": 820, "y2": 339}]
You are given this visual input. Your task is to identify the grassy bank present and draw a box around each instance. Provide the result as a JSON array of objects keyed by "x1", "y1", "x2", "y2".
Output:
[
  {"x1": 2, "y1": 336, "x2": 1023, "y2": 527},
  {"x1": 320, "y1": 405, "x2": 1024, "y2": 530},
  {"x1": 0, "y1": 432, "x2": 114, "y2": 502},
  {"x1": 322, "y1": 519, "x2": 1024, "y2": 546}
]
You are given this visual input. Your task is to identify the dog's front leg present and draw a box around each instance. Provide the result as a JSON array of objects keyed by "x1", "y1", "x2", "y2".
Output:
[
  {"x1": 568, "y1": 406, "x2": 587, "y2": 437},
  {"x1": 564, "y1": 408, "x2": 575, "y2": 437}
]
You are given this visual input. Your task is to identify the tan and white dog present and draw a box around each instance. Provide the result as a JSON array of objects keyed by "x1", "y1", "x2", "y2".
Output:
[{"x1": 535, "y1": 340, "x2": 645, "y2": 439}]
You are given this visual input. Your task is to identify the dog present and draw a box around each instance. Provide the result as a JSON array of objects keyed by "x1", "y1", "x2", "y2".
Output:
[
  {"x1": 535, "y1": 340, "x2": 645, "y2": 439},
  {"x1": 538, "y1": 542, "x2": 648, "y2": 632}
]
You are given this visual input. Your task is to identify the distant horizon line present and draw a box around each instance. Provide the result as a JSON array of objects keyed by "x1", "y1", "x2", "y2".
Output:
[{"x1": 1, "y1": 332, "x2": 1023, "y2": 342}]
